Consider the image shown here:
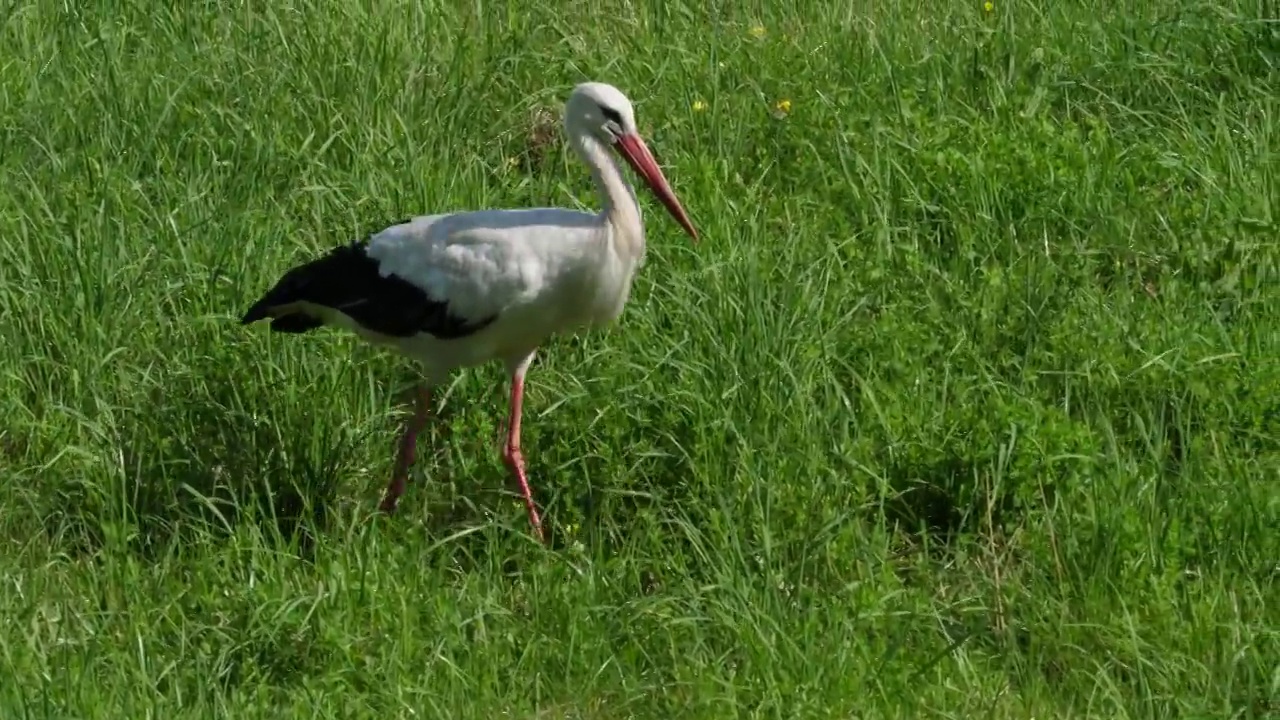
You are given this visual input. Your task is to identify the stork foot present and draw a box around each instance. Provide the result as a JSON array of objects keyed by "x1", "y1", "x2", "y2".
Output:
[
  {"x1": 378, "y1": 480, "x2": 404, "y2": 514},
  {"x1": 504, "y1": 447, "x2": 545, "y2": 544}
]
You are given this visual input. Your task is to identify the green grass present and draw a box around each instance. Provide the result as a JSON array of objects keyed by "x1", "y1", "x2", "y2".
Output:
[{"x1": 1, "y1": 0, "x2": 1277, "y2": 716}]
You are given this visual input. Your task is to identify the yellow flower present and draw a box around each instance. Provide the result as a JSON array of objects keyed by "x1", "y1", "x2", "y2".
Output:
[
  {"x1": 775, "y1": 98, "x2": 792, "y2": 114},
  {"x1": 983, "y1": 1, "x2": 993, "y2": 11},
  {"x1": 748, "y1": 24, "x2": 765, "y2": 39},
  {"x1": 505, "y1": 156, "x2": 518, "y2": 167},
  {"x1": 692, "y1": 99, "x2": 708, "y2": 112}
]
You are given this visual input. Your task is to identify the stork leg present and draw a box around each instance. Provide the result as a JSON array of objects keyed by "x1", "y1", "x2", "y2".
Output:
[
  {"x1": 379, "y1": 384, "x2": 431, "y2": 514},
  {"x1": 502, "y1": 354, "x2": 545, "y2": 543}
]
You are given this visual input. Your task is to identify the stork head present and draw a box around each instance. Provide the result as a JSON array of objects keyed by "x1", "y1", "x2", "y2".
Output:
[
  {"x1": 564, "y1": 82, "x2": 698, "y2": 241},
  {"x1": 565, "y1": 82, "x2": 638, "y2": 141}
]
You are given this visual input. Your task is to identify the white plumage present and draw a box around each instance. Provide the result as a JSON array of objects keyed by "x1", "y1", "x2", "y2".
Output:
[{"x1": 240, "y1": 82, "x2": 698, "y2": 542}]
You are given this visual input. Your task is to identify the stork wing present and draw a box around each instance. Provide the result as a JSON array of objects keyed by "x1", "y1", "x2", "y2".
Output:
[{"x1": 364, "y1": 208, "x2": 603, "y2": 333}]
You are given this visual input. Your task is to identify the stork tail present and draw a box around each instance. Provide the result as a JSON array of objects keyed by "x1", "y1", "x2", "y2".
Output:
[{"x1": 238, "y1": 242, "x2": 375, "y2": 334}]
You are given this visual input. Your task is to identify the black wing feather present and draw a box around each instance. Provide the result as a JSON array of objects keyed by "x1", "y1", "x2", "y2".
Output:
[{"x1": 240, "y1": 238, "x2": 497, "y2": 340}]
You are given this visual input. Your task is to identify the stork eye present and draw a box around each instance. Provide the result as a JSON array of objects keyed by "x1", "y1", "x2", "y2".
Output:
[{"x1": 600, "y1": 106, "x2": 624, "y2": 128}]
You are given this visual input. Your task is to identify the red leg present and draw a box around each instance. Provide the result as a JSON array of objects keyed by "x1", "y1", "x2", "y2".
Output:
[
  {"x1": 501, "y1": 365, "x2": 545, "y2": 543},
  {"x1": 379, "y1": 384, "x2": 431, "y2": 514}
]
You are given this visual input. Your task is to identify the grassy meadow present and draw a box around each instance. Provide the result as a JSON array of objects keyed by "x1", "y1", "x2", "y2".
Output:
[{"x1": 1, "y1": 0, "x2": 1277, "y2": 716}]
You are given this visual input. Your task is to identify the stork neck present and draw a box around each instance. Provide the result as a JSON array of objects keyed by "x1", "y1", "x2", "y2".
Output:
[{"x1": 572, "y1": 131, "x2": 644, "y2": 261}]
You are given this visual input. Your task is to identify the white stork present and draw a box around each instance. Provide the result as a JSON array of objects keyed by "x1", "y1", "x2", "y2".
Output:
[{"x1": 239, "y1": 82, "x2": 698, "y2": 543}]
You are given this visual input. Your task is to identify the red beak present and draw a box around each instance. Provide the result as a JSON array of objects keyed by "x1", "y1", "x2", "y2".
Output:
[{"x1": 614, "y1": 132, "x2": 698, "y2": 241}]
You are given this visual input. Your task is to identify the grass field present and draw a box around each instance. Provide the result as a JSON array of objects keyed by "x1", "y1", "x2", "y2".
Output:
[{"x1": 1, "y1": 0, "x2": 1277, "y2": 716}]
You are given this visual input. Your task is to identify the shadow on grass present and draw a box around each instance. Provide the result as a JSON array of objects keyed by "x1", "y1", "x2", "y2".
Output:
[
  {"x1": 66, "y1": 369, "x2": 351, "y2": 559},
  {"x1": 43, "y1": 360, "x2": 458, "y2": 561},
  {"x1": 880, "y1": 453, "x2": 980, "y2": 543}
]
